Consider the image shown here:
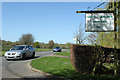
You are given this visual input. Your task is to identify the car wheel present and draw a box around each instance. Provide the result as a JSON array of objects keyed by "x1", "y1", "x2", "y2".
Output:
[
  {"x1": 32, "y1": 52, "x2": 35, "y2": 58},
  {"x1": 22, "y1": 54, "x2": 26, "y2": 60}
]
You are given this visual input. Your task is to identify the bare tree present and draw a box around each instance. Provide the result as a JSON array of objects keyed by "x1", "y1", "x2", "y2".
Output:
[
  {"x1": 19, "y1": 33, "x2": 35, "y2": 46},
  {"x1": 48, "y1": 40, "x2": 54, "y2": 49},
  {"x1": 88, "y1": 33, "x2": 97, "y2": 45},
  {"x1": 74, "y1": 22, "x2": 87, "y2": 44}
]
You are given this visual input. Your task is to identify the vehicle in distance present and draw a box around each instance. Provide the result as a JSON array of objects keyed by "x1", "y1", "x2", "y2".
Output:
[
  {"x1": 4, "y1": 45, "x2": 35, "y2": 60},
  {"x1": 53, "y1": 46, "x2": 61, "y2": 52}
]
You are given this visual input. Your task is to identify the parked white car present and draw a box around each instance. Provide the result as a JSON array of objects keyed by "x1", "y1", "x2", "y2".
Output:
[{"x1": 4, "y1": 45, "x2": 35, "y2": 60}]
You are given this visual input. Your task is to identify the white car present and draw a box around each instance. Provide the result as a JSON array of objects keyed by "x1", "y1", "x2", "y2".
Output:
[{"x1": 4, "y1": 45, "x2": 35, "y2": 60}]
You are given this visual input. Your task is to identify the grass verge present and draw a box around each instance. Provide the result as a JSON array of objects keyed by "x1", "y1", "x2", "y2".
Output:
[
  {"x1": 54, "y1": 51, "x2": 70, "y2": 56},
  {"x1": 30, "y1": 57, "x2": 120, "y2": 80},
  {"x1": 36, "y1": 48, "x2": 52, "y2": 52}
]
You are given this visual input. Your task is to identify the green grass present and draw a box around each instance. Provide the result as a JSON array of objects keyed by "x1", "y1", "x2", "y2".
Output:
[
  {"x1": 30, "y1": 57, "x2": 120, "y2": 80},
  {"x1": 0, "y1": 51, "x2": 6, "y2": 56},
  {"x1": 54, "y1": 51, "x2": 70, "y2": 56},
  {"x1": 35, "y1": 48, "x2": 52, "y2": 52}
]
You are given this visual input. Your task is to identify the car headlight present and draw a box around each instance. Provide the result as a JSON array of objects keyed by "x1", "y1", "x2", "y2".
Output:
[
  {"x1": 12, "y1": 53, "x2": 16, "y2": 55},
  {"x1": 17, "y1": 52, "x2": 22, "y2": 56},
  {"x1": 7, "y1": 53, "x2": 11, "y2": 55}
]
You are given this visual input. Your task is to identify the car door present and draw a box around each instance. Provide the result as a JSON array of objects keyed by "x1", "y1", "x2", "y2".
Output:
[
  {"x1": 25, "y1": 46, "x2": 31, "y2": 57},
  {"x1": 28, "y1": 46, "x2": 33, "y2": 57}
]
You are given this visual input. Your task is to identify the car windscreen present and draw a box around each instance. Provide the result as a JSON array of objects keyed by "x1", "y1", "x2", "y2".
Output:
[{"x1": 11, "y1": 46, "x2": 25, "y2": 50}]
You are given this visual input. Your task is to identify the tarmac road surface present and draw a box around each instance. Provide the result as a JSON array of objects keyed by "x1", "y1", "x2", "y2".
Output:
[{"x1": 1, "y1": 49, "x2": 69, "y2": 80}]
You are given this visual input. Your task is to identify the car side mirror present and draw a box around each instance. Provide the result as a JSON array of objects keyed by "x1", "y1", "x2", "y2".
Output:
[
  {"x1": 23, "y1": 48, "x2": 25, "y2": 50},
  {"x1": 26, "y1": 48, "x2": 29, "y2": 50}
]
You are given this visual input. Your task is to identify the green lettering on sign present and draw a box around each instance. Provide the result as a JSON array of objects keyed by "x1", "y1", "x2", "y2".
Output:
[
  {"x1": 93, "y1": 21, "x2": 107, "y2": 23},
  {"x1": 96, "y1": 26, "x2": 103, "y2": 28},
  {"x1": 87, "y1": 16, "x2": 112, "y2": 18}
]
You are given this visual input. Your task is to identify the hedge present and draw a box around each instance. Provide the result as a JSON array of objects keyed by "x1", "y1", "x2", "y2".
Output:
[{"x1": 70, "y1": 44, "x2": 120, "y2": 75}]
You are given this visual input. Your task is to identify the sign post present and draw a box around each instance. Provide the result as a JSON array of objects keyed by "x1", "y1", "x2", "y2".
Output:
[
  {"x1": 86, "y1": 13, "x2": 114, "y2": 32},
  {"x1": 76, "y1": 10, "x2": 117, "y2": 75},
  {"x1": 76, "y1": 10, "x2": 114, "y2": 32}
]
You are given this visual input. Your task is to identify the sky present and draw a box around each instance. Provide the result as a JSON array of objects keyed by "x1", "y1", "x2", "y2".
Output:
[{"x1": 2, "y1": 2, "x2": 106, "y2": 44}]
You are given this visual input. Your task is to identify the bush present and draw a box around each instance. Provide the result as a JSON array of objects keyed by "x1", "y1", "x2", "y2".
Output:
[{"x1": 33, "y1": 42, "x2": 40, "y2": 48}]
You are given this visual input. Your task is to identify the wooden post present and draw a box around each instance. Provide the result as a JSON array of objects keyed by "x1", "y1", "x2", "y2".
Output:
[
  {"x1": 76, "y1": 36, "x2": 78, "y2": 44},
  {"x1": 113, "y1": 1, "x2": 118, "y2": 76},
  {"x1": 118, "y1": 2, "x2": 120, "y2": 75}
]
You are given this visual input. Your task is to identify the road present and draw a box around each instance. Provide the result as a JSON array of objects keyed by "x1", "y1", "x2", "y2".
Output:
[{"x1": 1, "y1": 49, "x2": 68, "y2": 80}]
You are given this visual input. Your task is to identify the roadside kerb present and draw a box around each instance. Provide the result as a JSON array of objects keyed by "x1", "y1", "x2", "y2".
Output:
[
  {"x1": 27, "y1": 61, "x2": 52, "y2": 76},
  {"x1": 27, "y1": 60, "x2": 71, "y2": 80}
]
